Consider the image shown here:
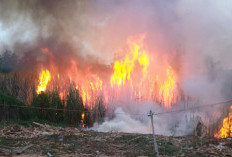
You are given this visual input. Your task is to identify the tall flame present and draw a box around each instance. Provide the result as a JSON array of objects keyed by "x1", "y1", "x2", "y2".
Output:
[
  {"x1": 110, "y1": 37, "x2": 149, "y2": 87},
  {"x1": 214, "y1": 105, "x2": 232, "y2": 138},
  {"x1": 158, "y1": 66, "x2": 179, "y2": 108},
  {"x1": 37, "y1": 70, "x2": 51, "y2": 94},
  {"x1": 80, "y1": 76, "x2": 103, "y2": 108},
  {"x1": 110, "y1": 35, "x2": 180, "y2": 107},
  {"x1": 37, "y1": 35, "x2": 182, "y2": 108}
]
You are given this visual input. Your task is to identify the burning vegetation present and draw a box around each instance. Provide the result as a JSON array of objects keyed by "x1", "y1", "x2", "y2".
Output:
[
  {"x1": 214, "y1": 105, "x2": 232, "y2": 138},
  {"x1": 33, "y1": 35, "x2": 183, "y2": 110},
  {"x1": 110, "y1": 35, "x2": 181, "y2": 108},
  {"x1": 0, "y1": 33, "x2": 232, "y2": 138},
  {"x1": 0, "y1": 34, "x2": 186, "y2": 133},
  {"x1": 36, "y1": 70, "x2": 51, "y2": 94},
  {"x1": 0, "y1": 0, "x2": 232, "y2": 144}
]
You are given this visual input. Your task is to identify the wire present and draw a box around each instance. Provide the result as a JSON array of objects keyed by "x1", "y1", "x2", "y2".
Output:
[
  {"x1": 154, "y1": 99, "x2": 232, "y2": 116},
  {"x1": 0, "y1": 104, "x2": 90, "y2": 113},
  {"x1": 0, "y1": 99, "x2": 232, "y2": 116}
]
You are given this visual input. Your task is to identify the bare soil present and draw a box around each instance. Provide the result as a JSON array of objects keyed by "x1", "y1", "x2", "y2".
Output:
[{"x1": 0, "y1": 123, "x2": 231, "y2": 157}]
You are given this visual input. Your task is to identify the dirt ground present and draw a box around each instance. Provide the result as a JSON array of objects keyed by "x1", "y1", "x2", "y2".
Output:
[{"x1": 0, "y1": 123, "x2": 231, "y2": 157}]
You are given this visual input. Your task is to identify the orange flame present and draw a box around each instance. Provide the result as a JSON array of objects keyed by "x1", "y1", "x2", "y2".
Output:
[
  {"x1": 110, "y1": 35, "x2": 180, "y2": 107},
  {"x1": 158, "y1": 66, "x2": 179, "y2": 108},
  {"x1": 37, "y1": 35, "x2": 182, "y2": 108},
  {"x1": 214, "y1": 105, "x2": 232, "y2": 138},
  {"x1": 110, "y1": 37, "x2": 149, "y2": 87},
  {"x1": 36, "y1": 70, "x2": 51, "y2": 94},
  {"x1": 81, "y1": 79, "x2": 103, "y2": 106}
]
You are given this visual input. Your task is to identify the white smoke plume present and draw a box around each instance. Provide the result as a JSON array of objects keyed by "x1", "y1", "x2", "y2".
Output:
[{"x1": 93, "y1": 108, "x2": 151, "y2": 134}]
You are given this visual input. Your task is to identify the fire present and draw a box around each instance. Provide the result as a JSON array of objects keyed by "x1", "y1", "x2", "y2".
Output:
[
  {"x1": 81, "y1": 77, "x2": 103, "y2": 107},
  {"x1": 36, "y1": 70, "x2": 51, "y2": 94},
  {"x1": 65, "y1": 60, "x2": 104, "y2": 108},
  {"x1": 158, "y1": 66, "x2": 179, "y2": 108},
  {"x1": 110, "y1": 35, "x2": 181, "y2": 107},
  {"x1": 36, "y1": 35, "x2": 183, "y2": 109},
  {"x1": 81, "y1": 113, "x2": 85, "y2": 120},
  {"x1": 110, "y1": 37, "x2": 149, "y2": 87},
  {"x1": 81, "y1": 112, "x2": 85, "y2": 128},
  {"x1": 214, "y1": 105, "x2": 232, "y2": 138}
]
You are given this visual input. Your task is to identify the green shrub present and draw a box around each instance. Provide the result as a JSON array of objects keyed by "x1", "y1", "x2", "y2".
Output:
[
  {"x1": 0, "y1": 91, "x2": 31, "y2": 120},
  {"x1": 31, "y1": 92, "x2": 51, "y2": 120},
  {"x1": 64, "y1": 87, "x2": 84, "y2": 125}
]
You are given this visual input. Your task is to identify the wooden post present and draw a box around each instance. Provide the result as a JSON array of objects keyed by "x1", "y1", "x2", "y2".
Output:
[{"x1": 148, "y1": 110, "x2": 159, "y2": 157}]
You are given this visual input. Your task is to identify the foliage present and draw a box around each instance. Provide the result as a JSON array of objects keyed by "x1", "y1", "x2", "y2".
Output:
[
  {"x1": 91, "y1": 97, "x2": 106, "y2": 124},
  {"x1": 0, "y1": 71, "x2": 105, "y2": 126},
  {"x1": 31, "y1": 92, "x2": 51, "y2": 120},
  {"x1": 83, "y1": 108, "x2": 91, "y2": 126},
  {"x1": 51, "y1": 91, "x2": 64, "y2": 122},
  {"x1": 64, "y1": 87, "x2": 84, "y2": 124},
  {"x1": 0, "y1": 91, "x2": 31, "y2": 120}
]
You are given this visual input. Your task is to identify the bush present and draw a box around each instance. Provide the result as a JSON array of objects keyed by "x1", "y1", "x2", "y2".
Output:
[
  {"x1": 91, "y1": 97, "x2": 106, "y2": 124},
  {"x1": 64, "y1": 87, "x2": 84, "y2": 125},
  {"x1": 0, "y1": 91, "x2": 31, "y2": 120},
  {"x1": 51, "y1": 91, "x2": 64, "y2": 122},
  {"x1": 31, "y1": 92, "x2": 51, "y2": 120}
]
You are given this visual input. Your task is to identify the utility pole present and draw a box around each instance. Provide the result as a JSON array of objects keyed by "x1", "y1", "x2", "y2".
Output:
[{"x1": 148, "y1": 110, "x2": 159, "y2": 157}]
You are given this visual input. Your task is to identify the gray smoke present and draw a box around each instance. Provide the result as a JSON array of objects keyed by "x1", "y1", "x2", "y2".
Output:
[
  {"x1": 1, "y1": 0, "x2": 232, "y2": 70},
  {"x1": 1, "y1": 0, "x2": 232, "y2": 135}
]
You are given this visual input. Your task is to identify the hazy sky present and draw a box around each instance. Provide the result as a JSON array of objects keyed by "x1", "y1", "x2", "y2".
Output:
[{"x1": 0, "y1": 0, "x2": 232, "y2": 71}]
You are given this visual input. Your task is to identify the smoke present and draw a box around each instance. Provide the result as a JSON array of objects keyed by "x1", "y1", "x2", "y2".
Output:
[
  {"x1": 93, "y1": 108, "x2": 151, "y2": 134},
  {"x1": 1, "y1": 0, "x2": 232, "y2": 135},
  {"x1": 93, "y1": 106, "x2": 220, "y2": 136},
  {"x1": 1, "y1": 0, "x2": 232, "y2": 70}
]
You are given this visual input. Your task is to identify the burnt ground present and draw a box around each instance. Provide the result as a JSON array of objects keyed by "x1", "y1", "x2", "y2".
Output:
[{"x1": 0, "y1": 123, "x2": 231, "y2": 157}]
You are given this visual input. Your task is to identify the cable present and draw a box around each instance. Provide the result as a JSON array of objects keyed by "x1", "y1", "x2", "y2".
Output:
[
  {"x1": 0, "y1": 104, "x2": 146, "y2": 116},
  {"x1": 0, "y1": 99, "x2": 232, "y2": 116},
  {"x1": 154, "y1": 99, "x2": 232, "y2": 116},
  {"x1": 0, "y1": 104, "x2": 90, "y2": 113}
]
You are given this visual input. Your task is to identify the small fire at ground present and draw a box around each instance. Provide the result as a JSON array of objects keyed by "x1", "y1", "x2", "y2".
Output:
[
  {"x1": 81, "y1": 112, "x2": 85, "y2": 127},
  {"x1": 214, "y1": 105, "x2": 232, "y2": 138}
]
